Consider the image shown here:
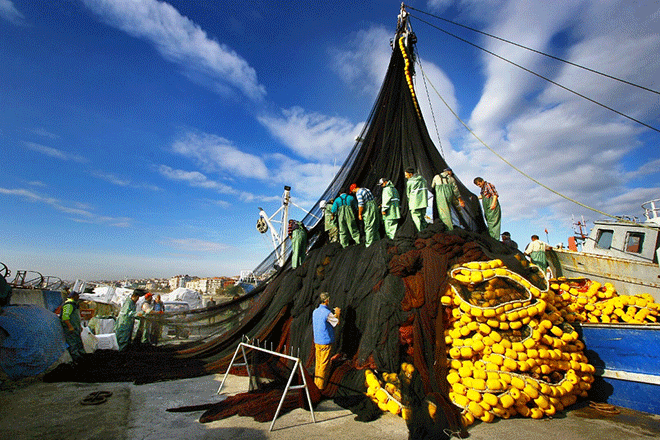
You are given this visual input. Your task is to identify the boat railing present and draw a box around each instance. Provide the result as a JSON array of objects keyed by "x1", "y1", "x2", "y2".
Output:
[
  {"x1": 10, "y1": 270, "x2": 45, "y2": 289},
  {"x1": 642, "y1": 198, "x2": 660, "y2": 224}
]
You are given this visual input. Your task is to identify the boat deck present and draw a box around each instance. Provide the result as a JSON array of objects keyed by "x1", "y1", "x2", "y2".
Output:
[{"x1": 1, "y1": 373, "x2": 658, "y2": 439}]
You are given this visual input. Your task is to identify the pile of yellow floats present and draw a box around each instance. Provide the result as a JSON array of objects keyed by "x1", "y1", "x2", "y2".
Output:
[
  {"x1": 363, "y1": 254, "x2": 660, "y2": 426},
  {"x1": 442, "y1": 256, "x2": 595, "y2": 426},
  {"x1": 549, "y1": 279, "x2": 659, "y2": 324},
  {"x1": 365, "y1": 364, "x2": 414, "y2": 419}
]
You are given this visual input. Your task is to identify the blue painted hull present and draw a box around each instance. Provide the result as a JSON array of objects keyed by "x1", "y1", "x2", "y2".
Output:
[{"x1": 575, "y1": 323, "x2": 660, "y2": 415}]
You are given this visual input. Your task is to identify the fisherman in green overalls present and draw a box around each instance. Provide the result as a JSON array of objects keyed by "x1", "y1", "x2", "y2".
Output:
[
  {"x1": 379, "y1": 177, "x2": 401, "y2": 239},
  {"x1": 331, "y1": 191, "x2": 361, "y2": 248},
  {"x1": 351, "y1": 183, "x2": 380, "y2": 247},
  {"x1": 288, "y1": 219, "x2": 308, "y2": 269},
  {"x1": 474, "y1": 177, "x2": 501, "y2": 239},
  {"x1": 432, "y1": 168, "x2": 465, "y2": 231},
  {"x1": 405, "y1": 167, "x2": 429, "y2": 232},
  {"x1": 114, "y1": 291, "x2": 141, "y2": 351},
  {"x1": 525, "y1": 235, "x2": 549, "y2": 272},
  {"x1": 60, "y1": 289, "x2": 85, "y2": 364},
  {"x1": 320, "y1": 199, "x2": 338, "y2": 243}
]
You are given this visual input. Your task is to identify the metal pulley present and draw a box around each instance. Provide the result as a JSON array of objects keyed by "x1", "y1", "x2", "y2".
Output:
[{"x1": 256, "y1": 217, "x2": 268, "y2": 233}]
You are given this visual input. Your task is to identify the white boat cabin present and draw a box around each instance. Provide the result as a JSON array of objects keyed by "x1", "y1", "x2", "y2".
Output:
[{"x1": 581, "y1": 198, "x2": 660, "y2": 265}]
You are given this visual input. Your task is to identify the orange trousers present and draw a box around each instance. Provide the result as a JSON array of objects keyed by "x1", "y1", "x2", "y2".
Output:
[{"x1": 314, "y1": 343, "x2": 332, "y2": 389}]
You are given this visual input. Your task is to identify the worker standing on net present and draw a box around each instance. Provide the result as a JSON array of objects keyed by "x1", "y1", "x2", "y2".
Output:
[
  {"x1": 60, "y1": 289, "x2": 85, "y2": 364},
  {"x1": 432, "y1": 168, "x2": 465, "y2": 231},
  {"x1": 524, "y1": 235, "x2": 550, "y2": 272},
  {"x1": 405, "y1": 167, "x2": 429, "y2": 232},
  {"x1": 320, "y1": 199, "x2": 338, "y2": 243},
  {"x1": 501, "y1": 231, "x2": 518, "y2": 250},
  {"x1": 350, "y1": 183, "x2": 380, "y2": 247},
  {"x1": 114, "y1": 290, "x2": 141, "y2": 351},
  {"x1": 474, "y1": 177, "x2": 501, "y2": 239},
  {"x1": 331, "y1": 190, "x2": 361, "y2": 248},
  {"x1": 134, "y1": 292, "x2": 154, "y2": 344},
  {"x1": 379, "y1": 177, "x2": 401, "y2": 239},
  {"x1": 312, "y1": 292, "x2": 340, "y2": 390},
  {"x1": 288, "y1": 219, "x2": 308, "y2": 269}
]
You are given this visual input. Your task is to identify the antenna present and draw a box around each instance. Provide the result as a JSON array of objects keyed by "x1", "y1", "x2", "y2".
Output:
[{"x1": 256, "y1": 186, "x2": 321, "y2": 268}]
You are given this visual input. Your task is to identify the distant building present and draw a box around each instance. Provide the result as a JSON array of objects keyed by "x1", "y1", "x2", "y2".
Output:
[
  {"x1": 209, "y1": 277, "x2": 224, "y2": 295},
  {"x1": 186, "y1": 277, "x2": 209, "y2": 294},
  {"x1": 169, "y1": 275, "x2": 192, "y2": 291}
]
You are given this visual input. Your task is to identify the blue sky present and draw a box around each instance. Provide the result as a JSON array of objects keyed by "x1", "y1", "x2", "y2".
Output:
[{"x1": 1, "y1": 0, "x2": 658, "y2": 281}]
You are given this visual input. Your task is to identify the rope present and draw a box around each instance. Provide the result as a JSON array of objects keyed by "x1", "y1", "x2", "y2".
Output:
[
  {"x1": 417, "y1": 65, "x2": 657, "y2": 229},
  {"x1": 417, "y1": 48, "x2": 444, "y2": 157},
  {"x1": 405, "y1": 4, "x2": 660, "y2": 96},
  {"x1": 409, "y1": 13, "x2": 660, "y2": 134}
]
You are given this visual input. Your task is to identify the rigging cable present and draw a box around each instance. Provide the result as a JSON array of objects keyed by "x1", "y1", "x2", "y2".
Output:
[
  {"x1": 405, "y1": 4, "x2": 660, "y2": 96},
  {"x1": 408, "y1": 13, "x2": 660, "y2": 134},
  {"x1": 415, "y1": 43, "x2": 445, "y2": 157},
  {"x1": 408, "y1": 17, "x2": 444, "y2": 156},
  {"x1": 416, "y1": 62, "x2": 653, "y2": 228}
]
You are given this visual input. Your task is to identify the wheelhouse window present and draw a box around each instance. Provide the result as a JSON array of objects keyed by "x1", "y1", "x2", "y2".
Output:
[
  {"x1": 624, "y1": 232, "x2": 644, "y2": 254},
  {"x1": 595, "y1": 229, "x2": 614, "y2": 249}
]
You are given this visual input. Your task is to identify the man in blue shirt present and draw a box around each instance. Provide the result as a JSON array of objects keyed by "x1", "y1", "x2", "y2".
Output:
[{"x1": 312, "y1": 292, "x2": 341, "y2": 390}]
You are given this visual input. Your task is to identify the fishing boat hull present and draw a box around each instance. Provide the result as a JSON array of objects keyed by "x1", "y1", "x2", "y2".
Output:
[
  {"x1": 547, "y1": 248, "x2": 660, "y2": 302},
  {"x1": 575, "y1": 323, "x2": 660, "y2": 415}
]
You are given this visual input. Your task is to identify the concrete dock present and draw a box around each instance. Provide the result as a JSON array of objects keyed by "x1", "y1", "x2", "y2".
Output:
[{"x1": 1, "y1": 374, "x2": 658, "y2": 439}]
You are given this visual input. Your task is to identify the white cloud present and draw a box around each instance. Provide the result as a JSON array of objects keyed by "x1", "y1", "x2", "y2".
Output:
[
  {"x1": 91, "y1": 170, "x2": 131, "y2": 187},
  {"x1": 258, "y1": 107, "x2": 362, "y2": 162},
  {"x1": 156, "y1": 164, "x2": 258, "y2": 202},
  {"x1": 204, "y1": 198, "x2": 231, "y2": 209},
  {"x1": 165, "y1": 238, "x2": 230, "y2": 253},
  {"x1": 89, "y1": 169, "x2": 162, "y2": 191},
  {"x1": 426, "y1": 0, "x2": 455, "y2": 13},
  {"x1": 157, "y1": 165, "x2": 237, "y2": 194},
  {"x1": 261, "y1": 153, "x2": 341, "y2": 211},
  {"x1": 171, "y1": 132, "x2": 268, "y2": 180},
  {"x1": 328, "y1": 25, "x2": 461, "y2": 157},
  {"x1": 31, "y1": 128, "x2": 60, "y2": 139},
  {"x1": 626, "y1": 158, "x2": 660, "y2": 180},
  {"x1": 445, "y1": 0, "x2": 660, "y2": 223},
  {"x1": 23, "y1": 141, "x2": 87, "y2": 163},
  {"x1": 607, "y1": 188, "x2": 660, "y2": 219},
  {"x1": 82, "y1": 0, "x2": 266, "y2": 101},
  {"x1": 414, "y1": 58, "x2": 461, "y2": 155},
  {"x1": 0, "y1": 187, "x2": 132, "y2": 227},
  {"x1": 329, "y1": 26, "x2": 393, "y2": 97},
  {"x1": 0, "y1": 0, "x2": 26, "y2": 26}
]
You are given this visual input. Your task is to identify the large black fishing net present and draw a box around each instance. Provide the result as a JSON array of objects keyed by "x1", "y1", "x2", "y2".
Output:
[{"x1": 46, "y1": 18, "x2": 509, "y2": 439}]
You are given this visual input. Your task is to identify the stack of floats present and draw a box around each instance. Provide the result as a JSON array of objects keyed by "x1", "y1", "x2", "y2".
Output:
[
  {"x1": 550, "y1": 279, "x2": 659, "y2": 324},
  {"x1": 440, "y1": 256, "x2": 594, "y2": 426}
]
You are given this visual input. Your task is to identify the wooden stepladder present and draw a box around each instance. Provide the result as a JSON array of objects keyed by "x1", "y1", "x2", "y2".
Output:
[{"x1": 217, "y1": 341, "x2": 316, "y2": 431}]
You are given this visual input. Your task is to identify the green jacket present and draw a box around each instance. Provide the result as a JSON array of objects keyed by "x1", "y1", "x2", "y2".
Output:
[
  {"x1": 115, "y1": 297, "x2": 137, "y2": 332},
  {"x1": 323, "y1": 204, "x2": 337, "y2": 231},
  {"x1": 433, "y1": 172, "x2": 461, "y2": 207},
  {"x1": 382, "y1": 182, "x2": 401, "y2": 219},
  {"x1": 406, "y1": 174, "x2": 428, "y2": 210},
  {"x1": 60, "y1": 298, "x2": 81, "y2": 333}
]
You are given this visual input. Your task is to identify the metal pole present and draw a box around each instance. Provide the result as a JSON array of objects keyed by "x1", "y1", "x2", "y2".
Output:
[{"x1": 270, "y1": 359, "x2": 299, "y2": 432}]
